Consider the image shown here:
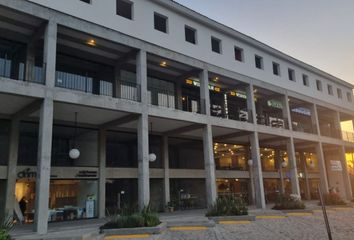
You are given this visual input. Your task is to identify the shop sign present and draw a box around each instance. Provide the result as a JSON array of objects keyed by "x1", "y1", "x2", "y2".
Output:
[
  {"x1": 291, "y1": 107, "x2": 311, "y2": 116},
  {"x1": 17, "y1": 168, "x2": 58, "y2": 179},
  {"x1": 267, "y1": 100, "x2": 283, "y2": 109},
  {"x1": 230, "y1": 91, "x2": 247, "y2": 99},
  {"x1": 185, "y1": 79, "x2": 221, "y2": 92},
  {"x1": 76, "y1": 170, "x2": 98, "y2": 178},
  {"x1": 330, "y1": 160, "x2": 342, "y2": 171}
]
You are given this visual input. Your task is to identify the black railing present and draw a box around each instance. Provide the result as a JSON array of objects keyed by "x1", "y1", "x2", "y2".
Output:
[
  {"x1": 117, "y1": 80, "x2": 140, "y2": 102},
  {"x1": 148, "y1": 87, "x2": 176, "y2": 109}
]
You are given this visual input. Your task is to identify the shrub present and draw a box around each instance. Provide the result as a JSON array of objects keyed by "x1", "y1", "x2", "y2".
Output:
[
  {"x1": 206, "y1": 195, "x2": 248, "y2": 217},
  {"x1": 272, "y1": 194, "x2": 305, "y2": 210},
  {"x1": 0, "y1": 215, "x2": 13, "y2": 240},
  {"x1": 101, "y1": 205, "x2": 160, "y2": 229},
  {"x1": 321, "y1": 192, "x2": 346, "y2": 206}
]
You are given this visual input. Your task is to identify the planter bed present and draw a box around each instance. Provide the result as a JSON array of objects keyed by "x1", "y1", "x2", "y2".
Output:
[
  {"x1": 101, "y1": 222, "x2": 166, "y2": 236},
  {"x1": 209, "y1": 215, "x2": 256, "y2": 223}
]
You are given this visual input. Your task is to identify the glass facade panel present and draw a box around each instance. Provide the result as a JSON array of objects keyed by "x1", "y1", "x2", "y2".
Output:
[
  {"x1": 169, "y1": 138, "x2": 204, "y2": 169},
  {"x1": 214, "y1": 143, "x2": 248, "y2": 170},
  {"x1": 170, "y1": 179, "x2": 206, "y2": 209},
  {"x1": 216, "y1": 178, "x2": 249, "y2": 203}
]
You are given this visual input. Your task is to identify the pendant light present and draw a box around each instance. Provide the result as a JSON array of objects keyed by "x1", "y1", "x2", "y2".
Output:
[{"x1": 69, "y1": 112, "x2": 80, "y2": 159}]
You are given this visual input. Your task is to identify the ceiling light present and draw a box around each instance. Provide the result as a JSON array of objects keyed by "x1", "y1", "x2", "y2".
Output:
[
  {"x1": 87, "y1": 39, "x2": 96, "y2": 46},
  {"x1": 160, "y1": 61, "x2": 168, "y2": 67}
]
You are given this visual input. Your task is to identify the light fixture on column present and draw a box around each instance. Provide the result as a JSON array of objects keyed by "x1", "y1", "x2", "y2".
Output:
[
  {"x1": 149, "y1": 122, "x2": 156, "y2": 162},
  {"x1": 309, "y1": 160, "x2": 315, "y2": 169},
  {"x1": 69, "y1": 112, "x2": 80, "y2": 159},
  {"x1": 248, "y1": 159, "x2": 253, "y2": 167}
]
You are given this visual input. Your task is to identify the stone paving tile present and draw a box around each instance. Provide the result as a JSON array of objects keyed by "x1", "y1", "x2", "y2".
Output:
[{"x1": 114, "y1": 210, "x2": 354, "y2": 240}]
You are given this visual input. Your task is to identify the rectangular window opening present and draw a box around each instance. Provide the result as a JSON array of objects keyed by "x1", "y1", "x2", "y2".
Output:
[
  {"x1": 234, "y1": 46, "x2": 244, "y2": 62},
  {"x1": 273, "y1": 62, "x2": 280, "y2": 76},
  {"x1": 316, "y1": 80, "x2": 322, "y2": 91},
  {"x1": 116, "y1": 0, "x2": 133, "y2": 20},
  {"x1": 302, "y1": 74, "x2": 309, "y2": 86},
  {"x1": 327, "y1": 84, "x2": 333, "y2": 95},
  {"x1": 154, "y1": 13, "x2": 168, "y2": 33},
  {"x1": 337, "y1": 88, "x2": 342, "y2": 99},
  {"x1": 185, "y1": 25, "x2": 196, "y2": 44},
  {"x1": 255, "y1": 55, "x2": 263, "y2": 69},
  {"x1": 288, "y1": 68, "x2": 295, "y2": 81},
  {"x1": 211, "y1": 37, "x2": 221, "y2": 54}
]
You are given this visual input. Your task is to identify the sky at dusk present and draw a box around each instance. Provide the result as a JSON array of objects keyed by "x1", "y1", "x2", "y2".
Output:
[{"x1": 174, "y1": 0, "x2": 354, "y2": 85}]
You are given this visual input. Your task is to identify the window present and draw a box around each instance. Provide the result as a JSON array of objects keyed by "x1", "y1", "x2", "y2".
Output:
[
  {"x1": 272, "y1": 62, "x2": 280, "y2": 76},
  {"x1": 185, "y1": 25, "x2": 196, "y2": 44},
  {"x1": 337, "y1": 88, "x2": 342, "y2": 99},
  {"x1": 347, "y1": 92, "x2": 352, "y2": 102},
  {"x1": 255, "y1": 55, "x2": 263, "y2": 69},
  {"x1": 234, "y1": 46, "x2": 244, "y2": 62},
  {"x1": 80, "y1": 0, "x2": 91, "y2": 3},
  {"x1": 211, "y1": 37, "x2": 222, "y2": 54},
  {"x1": 327, "y1": 84, "x2": 333, "y2": 95},
  {"x1": 288, "y1": 68, "x2": 295, "y2": 81},
  {"x1": 154, "y1": 13, "x2": 168, "y2": 33},
  {"x1": 316, "y1": 80, "x2": 322, "y2": 91},
  {"x1": 302, "y1": 74, "x2": 309, "y2": 86},
  {"x1": 116, "y1": 0, "x2": 133, "y2": 20}
]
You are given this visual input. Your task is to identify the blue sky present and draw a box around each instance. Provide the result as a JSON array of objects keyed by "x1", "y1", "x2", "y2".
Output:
[{"x1": 174, "y1": 0, "x2": 354, "y2": 84}]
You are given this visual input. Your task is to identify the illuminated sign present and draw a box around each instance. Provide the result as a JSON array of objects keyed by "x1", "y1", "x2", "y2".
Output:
[
  {"x1": 185, "y1": 79, "x2": 221, "y2": 92},
  {"x1": 267, "y1": 100, "x2": 283, "y2": 109},
  {"x1": 291, "y1": 107, "x2": 311, "y2": 116}
]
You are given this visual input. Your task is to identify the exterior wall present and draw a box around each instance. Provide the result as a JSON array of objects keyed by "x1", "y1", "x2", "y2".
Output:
[{"x1": 27, "y1": 0, "x2": 354, "y2": 111}]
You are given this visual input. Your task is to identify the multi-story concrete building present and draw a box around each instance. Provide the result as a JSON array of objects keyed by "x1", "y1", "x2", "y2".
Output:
[{"x1": 0, "y1": 0, "x2": 354, "y2": 234}]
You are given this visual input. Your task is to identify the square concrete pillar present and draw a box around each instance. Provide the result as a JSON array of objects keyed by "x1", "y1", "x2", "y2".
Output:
[
  {"x1": 203, "y1": 124, "x2": 217, "y2": 207},
  {"x1": 25, "y1": 47, "x2": 35, "y2": 82},
  {"x1": 136, "y1": 50, "x2": 147, "y2": 105},
  {"x1": 98, "y1": 129, "x2": 106, "y2": 218},
  {"x1": 311, "y1": 104, "x2": 321, "y2": 135},
  {"x1": 43, "y1": 20, "x2": 57, "y2": 88},
  {"x1": 4, "y1": 119, "x2": 20, "y2": 219},
  {"x1": 250, "y1": 132, "x2": 266, "y2": 209},
  {"x1": 287, "y1": 138, "x2": 301, "y2": 197},
  {"x1": 137, "y1": 113, "x2": 150, "y2": 209},
  {"x1": 199, "y1": 69, "x2": 210, "y2": 115},
  {"x1": 162, "y1": 136, "x2": 170, "y2": 205},
  {"x1": 316, "y1": 142, "x2": 329, "y2": 194},
  {"x1": 34, "y1": 98, "x2": 54, "y2": 234},
  {"x1": 281, "y1": 94, "x2": 292, "y2": 130},
  {"x1": 300, "y1": 152, "x2": 311, "y2": 200},
  {"x1": 246, "y1": 84, "x2": 256, "y2": 124},
  {"x1": 340, "y1": 145, "x2": 353, "y2": 200}
]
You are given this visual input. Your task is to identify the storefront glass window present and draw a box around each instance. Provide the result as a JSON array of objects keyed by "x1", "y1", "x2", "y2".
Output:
[
  {"x1": 214, "y1": 143, "x2": 248, "y2": 170},
  {"x1": 261, "y1": 148, "x2": 276, "y2": 171},
  {"x1": 15, "y1": 179, "x2": 98, "y2": 223},
  {"x1": 106, "y1": 131, "x2": 137, "y2": 168},
  {"x1": 216, "y1": 178, "x2": 249, "y2": 203},
  {"x1": 304, "y1": 152, "x2": 319, "y2": 172},
  {"x1": 169, "y1": 138, "x2": 204, "y2": 169}
]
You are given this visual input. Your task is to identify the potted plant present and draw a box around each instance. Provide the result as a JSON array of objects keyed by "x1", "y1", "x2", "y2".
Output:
[
  {"x1": 165, "y1": 202, "x2": 175, "y2": 213},
  {"x1": 0, "y1": 214, "x2": 13, "y2": 240}
]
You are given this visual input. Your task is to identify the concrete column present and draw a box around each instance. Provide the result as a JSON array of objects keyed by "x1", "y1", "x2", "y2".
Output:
[
  {"x1": 25, "y1": 46, "x2": 35, "y2": 82},
  {"x1": 316, "y1": 142, "x2": 329, "y2": 194},
  {"x1": 276, "y1": 150, "x2": 285, "y2": 194},
  {"x1": 250, "y1": 132, "x2": 266, "y2": 209},
  {"x1": 301, "y1": 153, "x2": 311, "y2": 200},
  {"x1": 137, "y1": 50, "x2": 147, "y2": 105},
  {"x1": 246, "y1": 84, "x2": 256, "y2": 124},
  {"x1": 340, "y1": 145, "x2": 353, "y2": 200},
  {"x1": 199, "y1": 69, "x2": 210, "y2": 115},
  {"x1": 113, "y1": 67, "x2": 121, "y2": 98},
  {"x1": 248, "y1": 167, "x2": 256, "y2": 205},
  {"x1": 4, "y1": 119, "x2": 20, "y2": 219},
  {"x1": 281, "y1": 93, "x2": 292, "y2": 130},
  {"x1": 34, "y1": 98, "x2": 54, "y2": 234},
  {"x1": 287, "y1": 138, "x2": 301, "y2": 196},
  {"x1": 312, "y1": 104, "x2": 321, "y2": 135},
  {"x1": 203, "y1": 124, "x2": 217, "y2": 207},
  {"x1": 162, "y1": 136, "x2": 170, "y2": 205},
  {"x1": 98, "y1": 130, "x2": 106, "y2": 218},
  {"x1": 176, "y1": 81, "x2": 183, "y2": 110},
  {"x1": 43, "y1": 20, "x2": 57, "y2": 88},
  {"x1": 137, "y1": 113, "x2": 150, "y2": 209}
]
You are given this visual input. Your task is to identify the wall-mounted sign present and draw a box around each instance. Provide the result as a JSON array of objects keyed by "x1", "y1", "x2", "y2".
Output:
[
  {"x1": 185, "y1": 79, "x2": 221, "y2": 92},
  {"x1": 76, "y1": 170, "x2": 98, "y2": 178},
  {"x1": 330, "y1": 160, "x2": 342, "y2": 171},
  {"x1": 291, "y1": 107, "x2": 311, "y2": 116},
  {"x1": 229, "y1": 91, "x2": 247, "y2": 99},
  {"x1": 267, "y1": 100, "x2": 283, "y2": 109},
  {"x1": 17, "y1": 168, "x2": 58, "y2": 179}
]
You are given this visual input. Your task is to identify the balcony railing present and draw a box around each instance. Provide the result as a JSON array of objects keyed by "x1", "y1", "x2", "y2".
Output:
[
  {"x1": 342, "y1": 131, "x2": 354, "y2": 142},
  {"x1": 55, "y1": 72, "x2": 140, "y2": 102},
  {"x1": 0, "y1": 55, "x2": 45, "y2": 84},
  {"x1": 256, "y1": 114, "x2": 288, "y2": 129}
]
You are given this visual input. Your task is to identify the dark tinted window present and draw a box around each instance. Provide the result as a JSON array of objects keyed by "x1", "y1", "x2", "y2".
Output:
[
  {"x1": 255, "y1": 55, "x2": 263, "y2": 69},
  {"x1": 234, "y1": 47, "x2": 243, "y2": 62},
  {"x1": 273, "y1": 62, "x2": 280, "y2": 76},
  {"x1": 185, "y1": 26, "x2": 196, "y2": 44},
  {"x1": 288, "y1": 68, "x2": 295, "y2": 81},
  {"x1": 154, "y1": 13, "x2": 168, "y2": 33},
  {"x1": 211, "y1": 37, "x2": 221, "y2": 53},
  {"x1": 116, "y1": 0, "x2": 133, "y2": 20}
]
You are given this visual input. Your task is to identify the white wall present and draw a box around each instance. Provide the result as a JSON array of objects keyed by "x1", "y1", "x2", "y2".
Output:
[{"x1": 27, "y1": 0, "x2": 354, "y2": 111}]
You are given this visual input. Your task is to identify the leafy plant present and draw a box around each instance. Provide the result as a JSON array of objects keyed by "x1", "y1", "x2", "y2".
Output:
[
  {"x1": 206, "y1": 195, "x2": 248, "y2": 217},
  {"x1": 272, "y1": 193, "x2": 305, "y2": 210},
  {"x1": 101, "y1": 204, "x2": 160, "y2": 230},
  {"x1": 0, "y1": 214, "x2": 13, "y2": 240},
  {"x1": 320, "y1": 192, "x2": 346, "y2": 206}
]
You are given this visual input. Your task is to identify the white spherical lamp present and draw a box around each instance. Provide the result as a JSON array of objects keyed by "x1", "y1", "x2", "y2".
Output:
[
  {"x1": 281, "y1": 160, "x2": 288, "y2": 168},
  {"x1": 69, "y1": 148, "x2": 80, "y2": 159},
  {"x1": 149, "y1": 153, "x2": 157, "y2": 162},
  {"x1": 248, "y1": 159, "x2": 253, "y2": 167}
]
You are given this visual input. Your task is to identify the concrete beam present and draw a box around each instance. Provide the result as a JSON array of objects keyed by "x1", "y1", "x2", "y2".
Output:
[
  {"x1": 27, "y1": 21, "x2": 47, "y2": 47},
  {"x1": 164, "y1": 123, "x2": 204, "y2": 136},
  {"x1": 176, "y1": 69, "x2": 201, "y2": 81},
  {"x1": 11, "y1": 99, "x2": 42, "y2": 121},
  {"x1": 115, "y1": 49, "x2": 139, "y2": 68},
  {"x1": 213, "y1": 131, "x2": 250, "y2": 142},
  {"x1": 99, "y1": 113, "x2": 139, "y2": 130}
]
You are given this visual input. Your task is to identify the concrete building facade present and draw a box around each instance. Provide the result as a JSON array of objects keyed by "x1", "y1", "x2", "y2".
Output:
[{"x1": 0, "y1": 0, "x2": 354, "y2": 234}]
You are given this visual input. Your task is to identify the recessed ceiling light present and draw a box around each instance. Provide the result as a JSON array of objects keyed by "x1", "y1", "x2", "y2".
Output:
[
  {"x1": 160, "y1": 61, "x2": 167, "y2": 67},
  {"x1": 87, "y1": 39, "x2": 96, "y2": 46}
]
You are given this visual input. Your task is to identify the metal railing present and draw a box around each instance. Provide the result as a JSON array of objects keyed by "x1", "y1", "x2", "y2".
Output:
[{"x1": 148, "y1": 87, "x2": 176, "y2": 109}]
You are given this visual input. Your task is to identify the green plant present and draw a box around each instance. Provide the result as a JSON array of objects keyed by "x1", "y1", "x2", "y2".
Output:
[
  {"x1": 101, "y1": 204, "x2": 160, "y2": 230},
  {"x1": 321, "y1": 192, "x2": 346, "y2": 206},
  {"x1": 272, "y1": 194, "x2": 305, "y2": 210},
  {"x1": 206, "y1": 195, "x2": 248, "y2": 217},
  {"x1": 0, "y1": 214, "x2": 13, "y2": 240}
]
